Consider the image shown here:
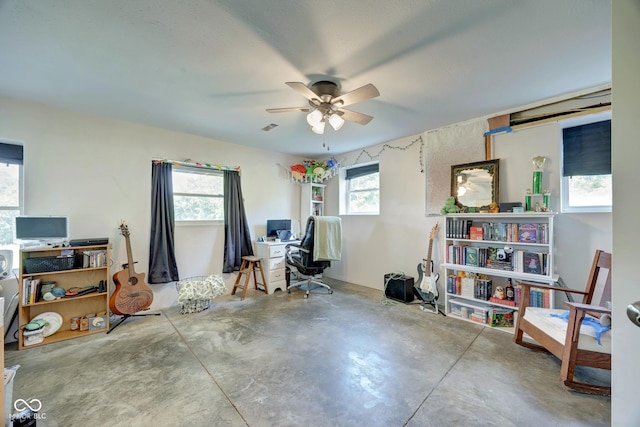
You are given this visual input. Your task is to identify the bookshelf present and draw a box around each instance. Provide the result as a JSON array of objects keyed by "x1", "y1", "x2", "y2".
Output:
[
  {"x1": 18, "y1": 244, "x2": 111, "y2": 349},
  {"x1": 301, "y1": 183, "x2": 325, "y2": 219},
  {"x1": 442, "y1": 212, "x2": 558, "y2": 333}
]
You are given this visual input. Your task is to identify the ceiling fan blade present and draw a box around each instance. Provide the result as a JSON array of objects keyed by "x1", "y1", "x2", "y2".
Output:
[
  {"x1": 266, "y1": 107, "x2": 311, "y2": 113},
  {"x1": 339, "y1": 108, "x2": 374, "y2": 125},
  {"x1": 332, "y1": 83, "x2": 380, "y2": 107},
  {"x1": 285, "y1": 82, "x2": 321, "y2": 102}
]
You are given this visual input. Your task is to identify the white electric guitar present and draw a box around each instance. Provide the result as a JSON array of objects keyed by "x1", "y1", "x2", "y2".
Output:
[{"x1": 416, "y1": 223, "x2": 439, "y2": 299}]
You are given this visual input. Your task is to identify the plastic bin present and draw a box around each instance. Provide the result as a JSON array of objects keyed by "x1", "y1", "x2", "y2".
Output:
[{"x1": 449, "y1": 298, "x2": 488, "y2": 324}]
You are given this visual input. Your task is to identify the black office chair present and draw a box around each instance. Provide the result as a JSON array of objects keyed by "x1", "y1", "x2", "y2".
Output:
[{"x1": 285, "y1": 216, "x2": 340, "y2": 298}]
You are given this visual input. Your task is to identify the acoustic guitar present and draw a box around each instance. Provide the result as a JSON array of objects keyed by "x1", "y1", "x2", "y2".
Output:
[
  {"x1": 416, "y1": 223, "x2": 439, "y2": 301},
  {"x1": 109, "y1": 222, "x2": 154, "y2": 315}
]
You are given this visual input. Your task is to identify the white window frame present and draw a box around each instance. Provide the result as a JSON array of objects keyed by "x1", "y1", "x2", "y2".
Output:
[
  {"x1": 340, "y1": 161, "x2": 380, "y2": 215},
  {"x1": 172, "y1": 165, "x2": 224, "y2": 224},
  {"x1": 559, "y1": 110, "x2": 612, "y2": 213},
  {"x1": 0, "y1": 161, "x2": 24, "y2": 270}
]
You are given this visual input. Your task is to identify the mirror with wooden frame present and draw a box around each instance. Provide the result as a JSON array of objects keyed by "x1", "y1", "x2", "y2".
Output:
[{"x1": 451, "y1": 159, "x2": 500, "y2": 211}]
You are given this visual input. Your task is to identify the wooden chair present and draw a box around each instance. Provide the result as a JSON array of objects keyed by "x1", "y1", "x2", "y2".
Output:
[{"x1": 513, "y1": 249, "x2": 612, "y2": 395}]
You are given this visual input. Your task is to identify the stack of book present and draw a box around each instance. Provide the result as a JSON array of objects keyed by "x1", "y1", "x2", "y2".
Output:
[
  {"x1": 22, "y1": 277, "x2": 42, "y2": 304},
  {"x1": 474, "y1": 278, "x2": 492, "y2": 301}
]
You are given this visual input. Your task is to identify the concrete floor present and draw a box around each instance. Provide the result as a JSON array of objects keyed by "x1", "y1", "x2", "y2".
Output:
[{"x1": 5, "y1": 279, "x2": 610, "y2": 427}]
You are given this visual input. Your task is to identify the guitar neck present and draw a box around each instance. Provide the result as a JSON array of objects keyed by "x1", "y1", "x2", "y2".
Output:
[
  {"x1": 124, "y1": 234, "x2": 136, "y2": 276},
  {"x1": 425, "y1": 239, "x2": 434, "y2": 268}
]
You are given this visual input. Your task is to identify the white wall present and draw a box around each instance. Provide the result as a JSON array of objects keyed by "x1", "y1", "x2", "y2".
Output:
[
  {"x1": 612, "y1": 0, "x2": 639, "y2": 424},
  {"x1": 493, "y1": 122, "x2": 612, "y2": 296},
  {"x1": 0, "y1": 97, "x2": 300, "y2": 311},
  {"x1": 323, "y1": 134, "x2": 440, "y2": 291}
]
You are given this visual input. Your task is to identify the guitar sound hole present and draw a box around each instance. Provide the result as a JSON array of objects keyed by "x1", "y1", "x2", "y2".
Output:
[{"x1": 129, "y1": 276, "x2": 138, "y2": 286}]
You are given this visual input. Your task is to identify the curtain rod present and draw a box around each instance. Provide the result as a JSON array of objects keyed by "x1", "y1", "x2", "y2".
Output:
[{"x1": 152, "y1": 158, "x2": 240, "y2": 172}]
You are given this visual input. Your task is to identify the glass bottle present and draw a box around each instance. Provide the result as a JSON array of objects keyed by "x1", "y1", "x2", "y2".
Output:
[{"x1": 505, "y1": 278, "x2": 515, "y2": 301}]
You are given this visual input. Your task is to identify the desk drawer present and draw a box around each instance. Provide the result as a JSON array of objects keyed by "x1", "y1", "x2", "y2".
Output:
[
  {"x1": 269, "y1": 256, "x2": 286, "y2": 270},
  {"x1": 268, "y1": 269, "x2": 286, "y2": 283},
  {"x1": 269, "y1": 245, "x2": 287, "y2": 258}
]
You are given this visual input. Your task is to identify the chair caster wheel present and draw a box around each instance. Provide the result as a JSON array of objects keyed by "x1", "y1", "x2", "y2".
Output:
[
  {"x1": 304, "y1": 293, "x2": 309, "y2": 299},
  {"x1": 328, "y1": 290, "x2": 333, "y2": 294}
]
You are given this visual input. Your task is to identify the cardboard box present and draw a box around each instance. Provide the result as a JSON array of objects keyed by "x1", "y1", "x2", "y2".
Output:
[{"x1": 488, "y1": 307, "x2": 515, "y2": 327}]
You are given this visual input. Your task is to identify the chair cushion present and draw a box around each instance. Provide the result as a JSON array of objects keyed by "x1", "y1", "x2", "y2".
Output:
[{"x1": 523, "y1": 308, "x2": 611, "y2": 354}]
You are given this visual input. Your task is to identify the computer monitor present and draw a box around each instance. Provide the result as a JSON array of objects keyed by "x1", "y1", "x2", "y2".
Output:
[
  {"x1": 15, "y1": 216, "x2": 69, "y2": 242},
  {"x1": 266, "y1": 219, "x2": 291, "y2": 240}
]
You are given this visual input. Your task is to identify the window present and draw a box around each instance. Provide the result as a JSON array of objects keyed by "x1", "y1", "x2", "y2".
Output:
[
  {"x1": 0, "y1": 142, "x2": 24, "y2": 269},
  {"x1": 172, "y1": 165, "x2": 224, "y2": 221},
  {"x1": 344, "y1": 162, "x2": 379, "y2": 214},
  {"x1": 560, "y1": 111, "x2": 612, "y2": 213}
]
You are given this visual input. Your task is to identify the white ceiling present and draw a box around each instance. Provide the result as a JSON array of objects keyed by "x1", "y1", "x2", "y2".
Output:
[{"x1": 0, "y1": 1, "x2": 611, "y2": 157}]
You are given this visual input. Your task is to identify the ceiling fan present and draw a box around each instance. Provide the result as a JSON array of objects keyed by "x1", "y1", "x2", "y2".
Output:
[{"x1": 266, "y1": 81, "x2": 380, "y2": 134}]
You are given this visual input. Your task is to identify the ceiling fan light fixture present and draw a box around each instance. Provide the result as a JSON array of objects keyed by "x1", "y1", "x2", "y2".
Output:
[
  {"x1": 306, "y1": 109, "x2": 323, "y2": 126},
  {"x1": 311, "y1": 121, "x2": 325, "y2": 134},
  {"x1": 328, "y1": 113, "x2": 345, "y2": 131}
]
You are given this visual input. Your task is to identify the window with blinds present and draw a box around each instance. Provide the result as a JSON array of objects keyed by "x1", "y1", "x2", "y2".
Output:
[
  {"x1": 560, "y1": 111, "x2": 612, "y2": 212},
  {"x1": 344, "y1": 162, "x2": 379, "y2": 214}
]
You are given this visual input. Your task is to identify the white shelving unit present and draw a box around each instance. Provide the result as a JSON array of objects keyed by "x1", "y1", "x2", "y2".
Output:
[
  {"x1": 301, "y1": 183, "x2": 325, "y2": 219},
  {"x1": 442, "y1": 212, "x2": 557, "y2": 333}
]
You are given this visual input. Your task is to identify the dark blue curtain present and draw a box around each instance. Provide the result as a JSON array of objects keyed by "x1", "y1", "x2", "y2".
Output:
[
  {"x1": 223, "y1": 170, "x2": 253, "y2": 273},
  {"x1": 149, "y1": 162, "x2": 179, "y2": 283}
]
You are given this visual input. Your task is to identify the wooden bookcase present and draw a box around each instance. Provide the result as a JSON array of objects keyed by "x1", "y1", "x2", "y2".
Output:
[
  {"x1": 18, "y1": 244, "x2": 110, "y2": 349},
  {"x1": 442, "y1": 213, "x2": 558, "y2": 333}
]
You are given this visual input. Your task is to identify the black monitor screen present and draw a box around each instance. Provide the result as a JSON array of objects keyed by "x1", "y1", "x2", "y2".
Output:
[
  {"x1": 15, "y1": 216, "x2": 69, "y2": 240},
  {"x1": 266, "y1": 219, "x2": 291, "y2": 238}
]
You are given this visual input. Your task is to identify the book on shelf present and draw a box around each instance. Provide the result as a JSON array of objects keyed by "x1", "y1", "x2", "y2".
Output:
[
  {"x1": 523, "y1": 252, "x2": 543, "y2": 274},
  {"x1": 465, "y1": 247, "x2": 478, "y2": 266},
  {"x1": 447, "y1": 219, "x2": 473, "y2": 239},
  {"x1": 22, "y1": 277, "x2": 42, "y2": 304},
  {"x1": 512, "y1": 283, "x2": 550, "y2": 308},
  {"x1": 489, "y1": 296, "x2": 516, "y2": 307},
  {"x1": 518, "y1": 223, "x2": 539, "y2": 243},
  {"x1": 470, "y1": 312, "x2": 487, "y2": 324},
  {"x1": 475, "y1": 279, "x2": 492, "y2": 301},
  {"x1": 460, "y1": 277, "x2": 475, "y2": 298},
  {"x1": 469, "y1": 226, "x2": 483, "y2": 240}
]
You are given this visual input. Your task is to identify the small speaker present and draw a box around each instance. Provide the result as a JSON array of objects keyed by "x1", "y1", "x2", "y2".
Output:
[
  {"x1": 0, "y1": 249, "x2": 13, "y2": 278},
  {"x1": 384, "y1": 274, "x2": 415, "y2": 303},
  {"x1": 500, "y1": 202, "x2": 523, "y2": 213}
]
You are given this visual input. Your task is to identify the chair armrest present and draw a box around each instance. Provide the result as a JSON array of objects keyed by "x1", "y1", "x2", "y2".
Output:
[
  {"x1": 287, "y1": 245, "x2": 310, "y2": 254},
  {"x1": 517, "y1": 280, "x2": 589, "y2": 296},
  {"x1": 565, "y1": 301, "x2": 611, "y2": 316},
  {"x1": 515, "y1": 280, "x2": 590, "y2": 313}
]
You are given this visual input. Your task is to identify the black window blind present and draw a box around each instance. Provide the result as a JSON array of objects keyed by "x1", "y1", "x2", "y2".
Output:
[
  {"x1": 346, "y1": 163, "x2": 379, "y2": 180},
  {"x1": 0, "y1": 142, "x2": 24, "y2": 165},
  {"x1": 562, "y1": 120, "x2": 611, "y2": 177}
]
